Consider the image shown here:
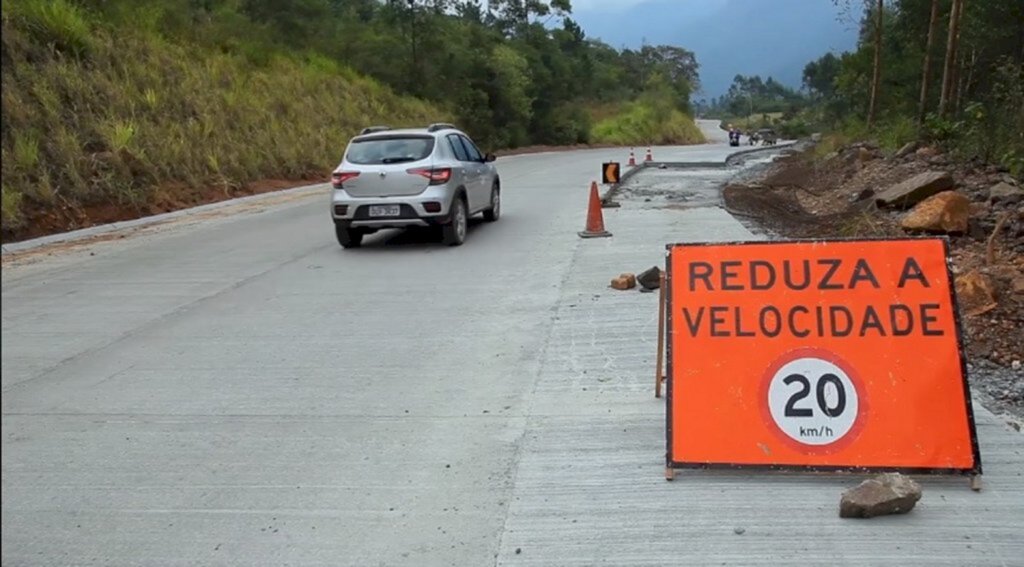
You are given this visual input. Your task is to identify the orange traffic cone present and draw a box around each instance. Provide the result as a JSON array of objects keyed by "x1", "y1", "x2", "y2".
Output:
[
  {"x1": 628, "y1": 148, "x2": 637, "y2": 167},
  {"x1": 645, "y1": 146, "x2": 653, "y2": 162},
  {"x1": 579, "y1": 181, "x2": 612, "y2": 239}
]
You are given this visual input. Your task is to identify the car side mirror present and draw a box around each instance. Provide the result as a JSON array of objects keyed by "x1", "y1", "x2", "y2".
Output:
[{"x1": 484, "y1": 153, "x2": 497, "y2": 163}]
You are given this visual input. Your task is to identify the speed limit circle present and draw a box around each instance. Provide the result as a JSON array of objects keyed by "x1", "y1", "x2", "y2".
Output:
[{"x1": 761, "y1": 348, "x2": 866, "y2": 451}]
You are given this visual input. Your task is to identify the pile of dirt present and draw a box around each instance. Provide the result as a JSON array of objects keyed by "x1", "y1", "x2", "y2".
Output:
[{"x1": 725, "y1": 141, "x2": 1024, "y2": 416}]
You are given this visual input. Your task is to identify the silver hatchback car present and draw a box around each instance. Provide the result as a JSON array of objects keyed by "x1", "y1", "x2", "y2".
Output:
[{"x1": 330, "y1": 123, "x2": 500, "y2": 248}]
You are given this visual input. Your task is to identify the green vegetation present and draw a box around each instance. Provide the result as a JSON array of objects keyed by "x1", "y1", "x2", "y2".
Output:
[
  {"x1": 800, "y1": 0, "x2": 1023, "y2": 173},
  {"x1": 0, "y1": 0, "x2": 443, "y2": 233},
  {"x1": 701, "y1": 0, "x2": 1023, "y2": 178},
  {"x1": 1, "y1": 0, "x2": 703, "y2": 237},
  {"x1": 592, "y1": 75, "x2": 704, "y2": 145}
]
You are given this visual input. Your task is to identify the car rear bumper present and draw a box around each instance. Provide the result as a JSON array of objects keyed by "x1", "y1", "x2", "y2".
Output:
[{"x1": 331, "y1": 188, "x2": 454, "y2": 228}]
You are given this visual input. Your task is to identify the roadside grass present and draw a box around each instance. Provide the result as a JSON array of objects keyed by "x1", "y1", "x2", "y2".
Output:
[
  {"x1": 721, "y1": 113, "x2": 784, "y2": 131},
  {"x1": 0, "y1": 0, "x2": 444, "y2": 235},
  {"x1": 4, "y1": 0, "x2": 93, "y2": 57},
  {"x1": 591, "y1": 101, "x2": 704, "y2": 146}
]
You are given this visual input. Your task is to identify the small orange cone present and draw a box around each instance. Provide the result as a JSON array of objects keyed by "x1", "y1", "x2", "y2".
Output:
[
  {"x1": 645, "y1": 146, "x2": 653, "y2": 162},
  {"x1": 628, "y1": 148, "x2": 637, "y2": 167},
  {"x1": 579, "y1": 181, "x2": 612, "y2": 238}
]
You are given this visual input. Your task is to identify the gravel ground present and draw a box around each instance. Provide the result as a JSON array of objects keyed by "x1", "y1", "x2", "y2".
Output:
[
  {"x1": 968, "y1": 359, "x2": 1024, "y2": 425},
  {"x1": 720, "y1": 143, "x2": 1024, "y2": 423}
]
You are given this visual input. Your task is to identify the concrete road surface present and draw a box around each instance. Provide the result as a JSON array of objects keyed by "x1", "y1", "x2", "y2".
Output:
[{"x1": 3, "y1": 121, "x2": 1022, "y2": 566}]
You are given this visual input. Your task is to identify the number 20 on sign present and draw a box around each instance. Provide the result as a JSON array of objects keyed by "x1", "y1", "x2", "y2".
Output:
[{"x1": 665, "y1": 238, "x2": 981, "y2": 475}]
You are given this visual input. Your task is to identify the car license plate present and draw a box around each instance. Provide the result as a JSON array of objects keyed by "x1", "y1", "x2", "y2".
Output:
[{"x1": 369, "y1": 205, "x2": 401, "y2": 217}]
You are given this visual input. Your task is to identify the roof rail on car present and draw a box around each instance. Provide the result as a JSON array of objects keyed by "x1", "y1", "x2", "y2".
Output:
[
  {"x1": 427, "y1": 123, "x2": 458, "y2": 133},
  {"x1": 359, "y1": 126, "x2": 391, "y2": 135}
]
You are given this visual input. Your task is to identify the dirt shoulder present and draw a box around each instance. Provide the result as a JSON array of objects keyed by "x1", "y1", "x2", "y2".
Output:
[
  {"x1": 724, "y1": 140, "x2": 1024, "y2": 419},
  {"x1": 3, "y1": 176, "x2": 324, "y2": 245},
  {"x1": 3, "y1": 143, "x2": 684, "y2": 245}
]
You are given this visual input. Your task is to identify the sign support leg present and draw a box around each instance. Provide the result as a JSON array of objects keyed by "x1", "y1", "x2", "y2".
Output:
[
  {"x1": 655, "y1": 272, "x2": 666, "y2": 399},
  {"x1": 970, "y1": 474, "x2": 982, "y2": 492},
  {"x1": 665, "y1": 467, "x2": 675, "y2": 481}
]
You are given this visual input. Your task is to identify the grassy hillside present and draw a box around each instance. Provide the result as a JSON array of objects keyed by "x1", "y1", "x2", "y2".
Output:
[
  {"x1": 0, "y1": 0, "x2": 444, "y2": 239},
  {"x1": 591, "y1": 103, "x2": 704, "y2": 146}
]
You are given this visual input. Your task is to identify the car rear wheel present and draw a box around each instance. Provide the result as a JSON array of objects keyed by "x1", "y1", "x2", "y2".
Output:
[
  {"x1": 335, "y1": 223, "x2": 363, "y2": 248},
  {"x1": 442, "y1": 197, "x2": 467, "y2": 246},
  {"x1": 483, "y1": 184, "x2": 500, "y2": 222}
]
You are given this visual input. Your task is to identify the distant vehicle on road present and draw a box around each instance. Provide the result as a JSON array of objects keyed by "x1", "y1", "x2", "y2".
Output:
[
  {"x1": 330, "y1": 124, "x2": 500, "y2": 248},
  {"x1": 757, "y1": 128, "x2": 779, "y2": 146},
  {"x1": 728, "y1": 128, "x2": 741, "y2": 147}
]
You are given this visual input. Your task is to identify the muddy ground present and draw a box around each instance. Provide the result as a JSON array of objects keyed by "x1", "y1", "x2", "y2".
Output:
[{"x1": 724, "y1": 141, "x2": 1024, "y2": 420}]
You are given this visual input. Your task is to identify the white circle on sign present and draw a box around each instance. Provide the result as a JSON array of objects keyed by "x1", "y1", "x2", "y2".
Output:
[{"x1": 767, "y1": 356, "x2": 860, "y2": 447}]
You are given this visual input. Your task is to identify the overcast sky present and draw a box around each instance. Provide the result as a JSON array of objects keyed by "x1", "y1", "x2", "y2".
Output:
[{"x1": 564, "y1": 0, "x2": 860, "y2": 97}]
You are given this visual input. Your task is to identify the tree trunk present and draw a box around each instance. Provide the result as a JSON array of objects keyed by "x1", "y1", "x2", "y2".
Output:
[
  {"x1": 917, "y1": 0, "x2": 940, "y2": 126},
  {"x1": 956, "y1": 48, "x2": 976, "y2": 116},
  {"x1": 939, "y1": 0, "x2": 964, "y2": 117},
  {"x1": 950, "y1": 1, "x2": 967, "y2": 115},
  {"x1": 867, "y1": 0, "x2": 883, "y2": 128}
]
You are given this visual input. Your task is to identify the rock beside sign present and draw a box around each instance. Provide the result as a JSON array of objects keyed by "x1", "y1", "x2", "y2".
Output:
[
  {"x1": 610, "y1": 273, "x2": 636, "y2": 290},
  {"x1": 901, "y1": 190, "x2": 970, "y2": 234},
  {"x1": 876, "y1": 171, "x2": 954, "y2": 208},
  {"x1": 637, "y1": 266, "x2": 662, "y2": 290},
  {"x1": 840, "y1": 473, "x2": 922, "y2": 518}
]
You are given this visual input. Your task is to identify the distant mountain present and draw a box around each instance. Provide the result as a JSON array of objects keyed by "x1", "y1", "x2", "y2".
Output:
[{"x1": 572, "y1": 0, "x2": 860, "y2": 98}]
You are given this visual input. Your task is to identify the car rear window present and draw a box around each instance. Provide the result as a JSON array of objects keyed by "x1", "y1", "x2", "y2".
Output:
[{"x1": 346, "y1": 136, "x2": 434, "y2": 165}]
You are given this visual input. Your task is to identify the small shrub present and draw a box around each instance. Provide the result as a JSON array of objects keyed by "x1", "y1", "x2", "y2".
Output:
[
  {"x1": 103, "y1": 120, "x2": 136, "y2": 153},
  {"x1": 8, "y1": 0, "x2": 93, "y2": 57},
  {"x1": 11, "y1": 131, "x2": 41, "y2": 172},
  {"x1": 1, "y1": 186, "x2": 25, "y2": 230},
  {"x1": 875, "y1": 115, "x2": 916, "y2": 151}
]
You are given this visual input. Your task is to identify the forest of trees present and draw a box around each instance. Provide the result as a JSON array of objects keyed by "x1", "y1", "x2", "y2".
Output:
[
  {"x1": 804, "y1": 0, "x2": 1023, "y2": 171},
  {"x1": 701, "y1": 0, "x2": 1023, "y2": 177},
  {"x1": 86, "y1": 0, "x2": 703, "y2": 149},
  {"x1": 1, "y1": 0, "x2": 704, "y2": 235},
  {"x1": 698, "y1": 74, "x2": 806, "y2": 119}
]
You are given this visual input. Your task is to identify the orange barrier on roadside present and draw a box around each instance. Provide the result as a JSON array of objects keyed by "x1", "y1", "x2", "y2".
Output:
[
  {"x1": 665, "y1": 238, "x2": 980, "y2": 477},
  {"x1": 645, "y1": 147, "x2": 653, "y2": 162},
  {"x1": 628, "y1": 149, "x2": 637, "y2": 167}
]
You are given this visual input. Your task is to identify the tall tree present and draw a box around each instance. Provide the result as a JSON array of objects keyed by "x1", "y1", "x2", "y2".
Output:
[
  {"x1": 939, "y1": 0, "x2": 965, "y2": 116},
  {"x1": 867, "y1": 0, "x2": 883, "y2": 127},
  {"x1": 917, "y1": 0, "x2": 940, "y2": 125}
]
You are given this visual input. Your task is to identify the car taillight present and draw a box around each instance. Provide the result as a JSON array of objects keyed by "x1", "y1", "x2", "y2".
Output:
[
  {"x1": 407, "y1": 167, "x2": 452, "y2": 186},
  {"x1": 331, "y1": 171, "x2": 360, "y2": 188}
]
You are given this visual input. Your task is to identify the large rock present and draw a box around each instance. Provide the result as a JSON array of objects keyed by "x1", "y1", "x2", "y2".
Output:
[
  {"x1": 637, "y1": 266, "x2": 662, "y2": 290},
  {"x1": 894, "y1": 141, "x2": 919, "y2": 159},
  {"x1": 876, "y1": 171, "x2": 955, "y2": 208},
  {"x1": 610, "y1": 273, "x2": 636, "y2": 290},
  {"x1": 840, "y1": 473, "x2": 922, "y2": 519},
  {"x1": 857, "y1": 147, "x2": 876, "y2": 164},
  {"x1": 989, "y1": 182, "x2": 1024, "y2": 204},
  {"x1": 955, "y1": 269, "x2": 998, "y2": 316},
  {"x1": 900, "y1": 191, "x2": 970, "y2": 234},
  {"x1": 1013, "y1": 275, "x2": 1024, "y2": 296}
]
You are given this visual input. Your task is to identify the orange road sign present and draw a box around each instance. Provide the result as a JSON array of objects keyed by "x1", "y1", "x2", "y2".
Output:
[
  {"x1": 602, "y1": 162, "x2": 621, "y2": 184},
  {"x1": 665, "y1": 238, "x2": 980, "y2": 475}
]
